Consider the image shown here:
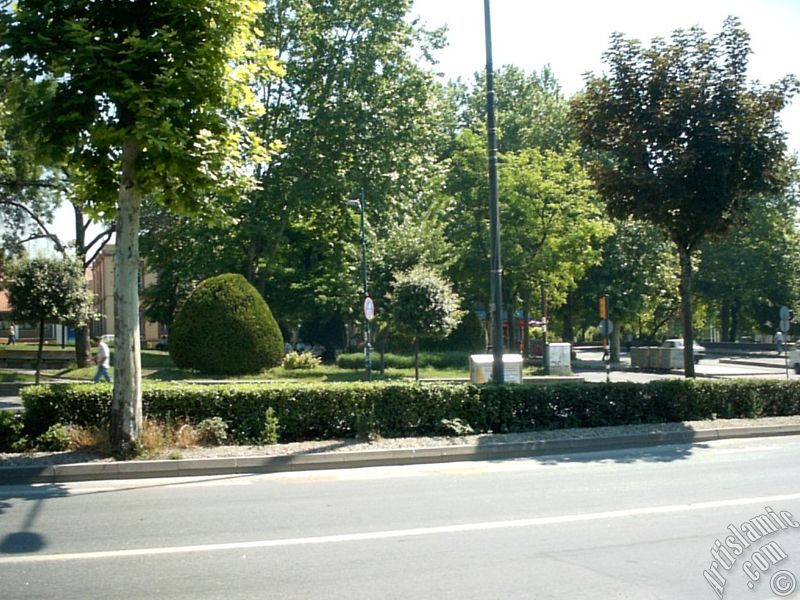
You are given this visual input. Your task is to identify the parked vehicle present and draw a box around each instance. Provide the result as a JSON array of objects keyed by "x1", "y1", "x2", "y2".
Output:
[{"x1": 661, "y1": 338, "x2": 706, "y2": 364}]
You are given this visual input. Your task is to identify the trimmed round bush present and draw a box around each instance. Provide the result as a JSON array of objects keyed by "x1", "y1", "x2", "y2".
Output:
[{"x1": 169, "y1": 274, "x2": 284, "y2": 375}]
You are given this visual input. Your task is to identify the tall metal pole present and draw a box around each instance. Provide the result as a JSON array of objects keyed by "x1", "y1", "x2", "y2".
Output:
[
  {"x1": 359, "y1": 189, "x2": 372, "y2": 382},
  {"x1": 541, "y1": 279, "x2": 549, "y2": 375},
  {"x1": 484, "y1": 0, "x2": 504, "y2": 384}
]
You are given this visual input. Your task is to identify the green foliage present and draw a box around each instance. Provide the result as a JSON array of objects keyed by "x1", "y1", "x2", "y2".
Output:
[
  {"x1": 282, "y1": 351, "x2": 321, "y2": 370},
  {"x1": 0, "y1": 411, "x2": 24, "y2": 452},
  {"x1": 195, "y1": 417, "x2": 229, "y2": 446},
  {"x1": 169, "y1": 274, "x2": 284, "y2": 375},
  {"x1": 425, "y1": 311, "x2": 487, "y2": 352},
  {"x1": 261, "y1": 407, "x2": 280, "y2": 445},
  {"x1": 21, "y1": 379, "x2": 800, "y2": 446},
  {"x1": 337, "y1": 351, "x2": 469, "y2": 370},
  {"x1": 571, "y1": 17, "x2": 798, "y2": 371},
  {"x1": 4, "y1": 257, "x2": 93, "y2": 328},
  {"x1": 2, "y1": 0, "x2": 280, "y2": 210},
  {"x1": 440, "y1": 418, "x2": 474, "y2": 436},
  {"x1": 567, "y1": 220, "x2": 680, "y2": 342},
  {"x1": 36, "y1": 423, "x2": 71, "y2": 452},
  {"x1": 572, "y1": 17, "x2": 797, "y2": 251},
  {"x1": 389, "y1": 266, "x2": 464, "y2": 343}
]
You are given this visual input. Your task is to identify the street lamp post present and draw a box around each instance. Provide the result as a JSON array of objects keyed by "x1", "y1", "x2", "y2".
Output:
[
  {"x1": 484, "y1": 0, "x2": 505, "y2": 383},
  {"x1": 347, "y1": 189, "x2": 372, "y2": 381}
]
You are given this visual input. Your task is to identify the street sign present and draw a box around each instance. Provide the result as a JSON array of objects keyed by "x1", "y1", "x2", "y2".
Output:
[
  {"x1": 598, "y1": 319, "x2": 614, "y2": 338},
  {"x1": 364, "y1": 296, "x2": 375, "y2": 321},
  {"x1": 780, "y1": 305, "x2": 790, "y2": 321}
]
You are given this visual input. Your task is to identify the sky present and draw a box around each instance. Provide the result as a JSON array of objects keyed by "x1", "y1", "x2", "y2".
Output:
[
  {"x1": 410, "y1": 0, "x2": 800, "y2": 151},
  {"x1": 44, "y1": 0, "x2": 800, "y2": 246}
]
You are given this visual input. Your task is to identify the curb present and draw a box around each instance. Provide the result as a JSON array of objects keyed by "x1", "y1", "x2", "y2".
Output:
[{"x1": 3, "y1": 424, "x2": 800, "y2": 485}]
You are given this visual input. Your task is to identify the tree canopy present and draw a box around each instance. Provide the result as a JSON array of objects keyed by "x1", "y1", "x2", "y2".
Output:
[
  {"x1": 2, "y1": 0, "x2": 282, "y2": 453},
  {"x1": 572, "y1": 16, "x2": 798, "y2": 374}
]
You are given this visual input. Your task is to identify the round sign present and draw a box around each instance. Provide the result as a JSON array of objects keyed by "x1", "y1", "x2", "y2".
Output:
[
  {"x1": 364, "y1": 296, "x2": 375, "y2": 321},
  {"x1": 598, "y1": 319, "x2": 614, "y2": 337}
]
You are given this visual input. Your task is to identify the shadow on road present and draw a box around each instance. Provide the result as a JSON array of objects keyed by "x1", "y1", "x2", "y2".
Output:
[
  {"x1": 527, "y1": 440, "x2": 710, "y2": 466},
  {"x1": 475, "y1": 420, "x2": 706, "y2": 465},
  {"x1": 0, "y1": 483, "x2": 69, "y2": 555}
]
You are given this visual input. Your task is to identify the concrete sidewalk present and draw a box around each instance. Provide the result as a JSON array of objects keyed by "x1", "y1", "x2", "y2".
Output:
[{"x1": 3, "y1": 418, "x2": 800, "y2": 485}]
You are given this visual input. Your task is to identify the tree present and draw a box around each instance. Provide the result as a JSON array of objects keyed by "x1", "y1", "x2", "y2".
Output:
[
  {"x1": 572, "y1": 17, "x2": 798, "y2": 376},
  {"x1": 169, "y1": 274, "x2": 283, "y2": 375},
  {"x1": 243, "y1": 0, "x2": 448, "y2": 307},
  {"x1": 695, "y1": 161, "x2": 800, "y2": 340},
  {"x1": 457, "y1": 65, "x2": 574, "y2": 153},
  {"x1": 4, "y1": 257, "x2": 92, "y2": 384},
  {"x1": 388, "y1": 265, "x2": 464, "y2": 381},
  {"x1": 443, "y1": 130, "x2": 611, "y2": 352},
  {"x1": 564, "y1": 220, "x2": 681, "y2": 348},
  {"x1": 137, "y1": 1, "x2": 450, "y2": 347},
  {"x1": 2, "y1": 1, "x2": 282, "y2": 453}
]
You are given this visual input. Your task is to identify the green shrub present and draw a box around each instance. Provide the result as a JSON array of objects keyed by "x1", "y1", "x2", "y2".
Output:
[
  {"x1": 194, "y1": 417, "x2": 228, "y2": 446},
  {"x1": 195, "y1": 417, "x2": 229, "y2": 446},
  {"x1": 282, "y1": 351, "x2": 321, "y2": 370},
  {"x1": 20, "y1": 379, "x2": 800, "y2": 447},
  {"x1": 36, "y1": 423, "x2": 72, "y2": 451},
  {"x1": 261, "y1": 407, "x2": 280, "y2": 444},
  {"x1": 169, "y1": 273, "x2": 284, "y2": 375},
  {"x1": 336, "y1": 351, "x2": 469, "y2": 370},
  {"x1": 0, "y1": 411, "x2": 24, "y2": 452}
]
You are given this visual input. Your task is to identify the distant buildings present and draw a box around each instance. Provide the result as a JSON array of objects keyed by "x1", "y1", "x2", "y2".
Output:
[
  {"x1": 1, "y1": 244, "x2": 164, "y2": 346},
  {"x1": 89, "y1": 244, "x2": 165, "y2": 345}
]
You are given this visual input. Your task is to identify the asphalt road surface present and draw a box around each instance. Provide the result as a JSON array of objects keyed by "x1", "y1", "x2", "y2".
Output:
[{"x1": 2, "y1": 436, "x2": 800, "y2": 599}]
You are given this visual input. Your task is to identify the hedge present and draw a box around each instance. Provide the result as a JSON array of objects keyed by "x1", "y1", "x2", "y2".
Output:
[
  {"x1": 18, "y1": 379, "x2": 800, "y2": 447},
  {"x1": 336, "y1": 351, "x2": 470, "y2": 370}
]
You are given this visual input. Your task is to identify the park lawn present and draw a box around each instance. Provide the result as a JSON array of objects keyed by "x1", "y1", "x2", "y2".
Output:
[
  {"x1": 48, "y1": 360, "x2": 473, "y2": 383},
  {"x1": 0, "y1": 371, "x2": 37, "y2": 382},
  {"x1": 0, "y1": 343, "x2": 73, "y2": 354},
  {"x1": 4, "y1": 348, "x2": 541, "y2": 383}
]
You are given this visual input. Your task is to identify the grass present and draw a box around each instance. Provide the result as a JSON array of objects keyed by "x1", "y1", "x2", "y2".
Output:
[
  {"x1": 5, "y1": 346, "x2": 550, "y2": 383},
  {"x1": 0, "y1": 343, "x2": 74, "y2": 353},
  {"x1": 0, "y1": 371, "x2": 37, "y2": 382}
]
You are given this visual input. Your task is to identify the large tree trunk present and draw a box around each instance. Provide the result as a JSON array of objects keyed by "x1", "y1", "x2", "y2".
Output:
[
  {"x1": 522, "y1": 292, "x2": 530, "y2": 358},
  {"x1": 610, "y1": 325, "x2": 621, "y2": 364},
  {"x1": 35, "y1": 318, "x2": 45, "y2": 385},
  {"x1": 75, "y1": 326, "x2": 91, "y2": 369},
  {"x1": 730, "y1": 298, "x2": 740, "y2": 342},
  {"x1": 111, "y1": 140, "x2": 143, "y2": 455},
  {"x1": 413, "y1": 337, "x2": 420, "y2": 382},
  {"x1": 720, "y1": 299, "x2": 731, "y2": 342},
  {"x1": 678, "y1": 245, "x2": 696, "y2": 378}
]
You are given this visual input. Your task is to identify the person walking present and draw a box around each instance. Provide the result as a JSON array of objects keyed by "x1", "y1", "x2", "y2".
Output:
[
  {"x1": 92, "y1": 336, "x2": 112, "y2": 383},
  {"x1": 776, "y1": 330, "x2": 786, "y2": 354},
  {"x1": 6, "y1": 323, "x2": 17, "y2": 345}
]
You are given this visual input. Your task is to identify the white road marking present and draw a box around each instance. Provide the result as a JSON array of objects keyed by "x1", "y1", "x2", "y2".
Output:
[{"x1": 2, "y1": 491, "x2": 800, "y2": 565}]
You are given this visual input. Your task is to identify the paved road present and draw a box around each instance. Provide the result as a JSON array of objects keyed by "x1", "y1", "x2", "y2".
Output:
[
  {"x1": 2, "y1": 436, "x2": 800, "y2": 599},
  {"x1": 576, "y1": 349, "x2": 795, "y2": 383}
]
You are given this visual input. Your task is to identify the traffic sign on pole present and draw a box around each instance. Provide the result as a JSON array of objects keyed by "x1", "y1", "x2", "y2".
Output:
[{"x1": 598, "y1": 319, "x2": 614, "y2": 338}]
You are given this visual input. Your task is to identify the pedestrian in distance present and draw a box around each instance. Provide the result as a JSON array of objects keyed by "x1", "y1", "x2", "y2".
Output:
[
  {"x1": 775, "y1": 330, "x2": 785, "y2": 354},
  {"x1": 92, "y1": 336, "x2": 112, "y2": 383},
  {"x1": 6, "y1": 322, "x2": 17, "y2": 345}
]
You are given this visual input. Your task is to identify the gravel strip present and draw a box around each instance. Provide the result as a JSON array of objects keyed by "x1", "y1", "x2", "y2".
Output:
[{"x1": 3, "y1": 415, "x2": 800, "y2": 467}]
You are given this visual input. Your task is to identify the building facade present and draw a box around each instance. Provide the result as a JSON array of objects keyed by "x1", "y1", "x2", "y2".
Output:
[{"x1": 90, "y1": 244, "x2": 165, "y2": 346}]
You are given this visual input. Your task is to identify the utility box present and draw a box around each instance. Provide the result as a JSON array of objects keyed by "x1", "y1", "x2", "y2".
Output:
[
  {"x1": 546, "y1": 343, "x2": 571, "y2": 375},
  {"x1": 469, "y1": 354, "x2": 524, "y2": 384}
]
